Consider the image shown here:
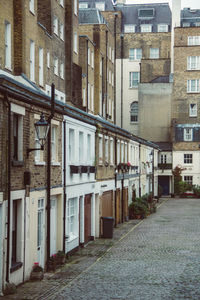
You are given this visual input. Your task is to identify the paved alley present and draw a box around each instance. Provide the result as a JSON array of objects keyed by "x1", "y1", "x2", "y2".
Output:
[{"x1": 3, "y1": 198, "x2": 200, "y2": 300}]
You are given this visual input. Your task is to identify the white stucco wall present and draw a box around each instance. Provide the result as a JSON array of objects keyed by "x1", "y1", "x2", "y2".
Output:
[
  {"x1": 116, "y1": 58, "x2": 140, "y2": 135},
  {"x1": 173, "y1": 150, "x2": 200, "y2": 185}
]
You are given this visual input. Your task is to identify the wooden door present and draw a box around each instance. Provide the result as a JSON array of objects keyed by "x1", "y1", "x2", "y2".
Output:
[
  {"x1": 84, "y1": 194, "x2": 91, "y2": 244},
  {"x1": 116, "y1": 189, "x2": 121, "y2": 225},
  {"x1": 102, "y1": 191, "x2": 113, "y2": 217}
]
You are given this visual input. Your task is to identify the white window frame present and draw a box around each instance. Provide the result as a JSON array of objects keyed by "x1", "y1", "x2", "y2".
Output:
[
  {"x1": 150, "y1": 48, "x2": 159, "y2": 59},
  {"x1": 74, "y1": 32, "x2": 78, "y2": 53},
  {"x1": 124, "y1": 24, "x2": 135, "y2": 33},
  {"x1": 188, "y1": 36, "x2": 200, "y2": 46},
  {"x1": 5, "y1": 21, "x2": 11, "y2": 70},
  {"x1": 83, "y1": 88, "x2": 86, "y2": 106},
  {"x1": 184, "y1": 176, "x2": 193, "y2": 185},
  {"x1": 79, "y1": 2, "x2": 88, "y2": 8},
  {"x1": 184, "y1": 128, "x2": 193, "y2": 141},
  {"x1": 39, "y1": 47, "x2": 44, "y2": 86},
  {"x1": 91, "y1": 51, "x2": 94, "y2": 68},
  {"x1": 87, "y1": 134, "x2": 91, "y2": 163},
  {"x1": 99, "y1": 134, "x2": 103, "y2": 165},
  {"x1": 95, "y1": 2, "x2": 105, "y2": 11},
  {"x1": 30, "y1": 40, "x2": 35, "y2": 82},
  {"x1": 60, "y1": 62, "x2": 64, "y2": 79},
  {"x1": 91, "y1": 85, "x2": 94, "y2": 111},
  {"x1": 99, "y1": 91, "x2": 102, "y2": 115},
  {"x1": 183, "y1": 22, "x2": 190, "y2": 27},
  {"x1": 158, "y1": 24, "x2": 168, "y2": 32},
  {"x1": 60, "y1": 23, "x2": 64, "y2": 41},
  {"x1": 189, "y1": 103, "x2": 197, "y2": 117},
  {"x1": 88, "y1": 83, "x2": 90, "y2": 109},
  {"x1": 187, "y1": 79, "x2": 200, "y2": 93},
  {"x1": 141, "y1": 24, "x2": 152, "y2": 32},
  {"x1": 69, "y1": 128, "x2": 75, "y2": 163},
  {"x1": 47, "y1": 51, "x2": 50, "y2": 69},
  {"x1": 54, "y1": 57, "x2": 58, "y2": 75},
  {"x1": 187, "y1": 56, "x2": 200, "y2": 70},
  {"x1": 161, "y1": 154, "x2": 167, "y2": 164},
  {"x1": 110, "y1": 138, "x2": 114, "y2": 165},
  {"x1": 67, "y1": 198, "x2": 78, "y2": 240},
  {"x1": 105, "y1": 136, "x2": 109, "y2": 163},
  {"x1": 129, "y1": 72, "x2": 140, "y2": 88},
  {"x1": 29, "y1": 0, "x2": 34, "y2": 14},
  {"x1": 79, "y1": 132, "x2": 84, "y2": 163},
  {"x1": 112, "y1": 49, "x2": 114, "y2": 63},
  {"x1": 129, "y1": 48, "x2": 142, "y2": 61},
  {"x1": 60, "y1": 0, "x2": 64, "y2": 7},
  {"x1": 53, "y1": 16, "x2": 58, "y2": 35},
  {"x1": 74, "y1": 0, "x2": 77, "y2": 15},
  {"x1": 130, "y1": 101, "x2": 138, "y2": 123},
  {"x1": 117, "y1": 140, "x2": 120, "y2": 164},
  {"x1": 51, "y1": 125, "x2": 58, "y2": 163},
  {"x1": 88, "y1": 47, "x2": 90, "y2": 65},
  {"x1": 184, "y1": 154, "x2": 193, "y2": 164},
  {"x1": 121, "y1": 142, "x2": 124, "y2": 163}
]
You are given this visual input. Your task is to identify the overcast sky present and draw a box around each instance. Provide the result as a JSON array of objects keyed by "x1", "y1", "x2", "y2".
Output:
[{"x1": 126, "y1": 0, "x2": 200, "y2": 9}]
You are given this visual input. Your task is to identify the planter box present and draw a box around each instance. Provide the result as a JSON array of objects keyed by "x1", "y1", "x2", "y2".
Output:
[{"x1": 70, "y1": 165, "x2": 81, "y2": 174}]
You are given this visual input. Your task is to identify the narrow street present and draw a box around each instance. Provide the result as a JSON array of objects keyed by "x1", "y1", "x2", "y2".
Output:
[{"x1": 3, "y1": 197, "x2": 200, "y2": 300}]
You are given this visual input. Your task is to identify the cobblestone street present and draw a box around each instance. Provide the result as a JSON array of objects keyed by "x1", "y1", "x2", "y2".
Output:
[{"x1": 2, "y1": 197, "x2": 200, "y2": 300}]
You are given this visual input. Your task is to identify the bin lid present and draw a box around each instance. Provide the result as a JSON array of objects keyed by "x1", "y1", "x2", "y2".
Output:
[{"x1": 101, "y1": 216, "x2": 114, "y2": 220}]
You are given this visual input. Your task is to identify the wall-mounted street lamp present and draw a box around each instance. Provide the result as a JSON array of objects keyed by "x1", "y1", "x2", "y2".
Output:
[{"x1": 27, "y1": 113, "x2": 50, "y2": 157}]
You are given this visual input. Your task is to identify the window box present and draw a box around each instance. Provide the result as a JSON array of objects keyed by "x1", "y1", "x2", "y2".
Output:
[
  {"x1": 81, "y1": 165, "x2": 88, "y2": 173},
  {"x1": 70, "y1": 165, "x2": 81, "y2": 174},
  {"x1": 90, "y1": 166, "x2": 96, "y2": 173}
]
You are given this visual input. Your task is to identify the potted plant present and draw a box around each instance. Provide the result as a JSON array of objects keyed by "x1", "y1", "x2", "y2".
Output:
[
  {"x1": 48, "y1": 254, "x2": 57, "y2": 271},
  {"x1": 55, "y1": 251, "x2": 66, "y2": 265},
  {"x1": 30, "y1": 263, "x2": 44, "y2": 281}
]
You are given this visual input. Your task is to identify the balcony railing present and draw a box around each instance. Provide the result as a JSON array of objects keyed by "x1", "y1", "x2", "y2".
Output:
[{"x1": 158, "y1": 163, "x2": 172, "y2": 170}]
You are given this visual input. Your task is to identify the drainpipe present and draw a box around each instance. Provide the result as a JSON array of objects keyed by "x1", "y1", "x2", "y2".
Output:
[
  {"x1": 86, "y1": 39, "x2": 89, "y2": 113},
  {"x1": 114, "y1": 137, "x2": 117, "y2": 227},
  {"x1": 121, "y1": 172, "x2": 124, "y2": 223},
  {"x1": 102, "y1": 57, "x2": 104, "y2": 116},
  {"x1": 120, "y1": 34, "x2": 124, "y2": 128},
  {"x1": 152, "y1": 149, "x2": 154, "y2": 198},
  {"x1": 63, "y1": 121, "x2": 66, "y2": 253},
  {"x1": 105, "y1": 30, "x2": 108, "y2": 119},
  {"x1": 47, "y1": 84, "x2": 55, "y2": 269},
  {"x1": 139, "y1": 143, "x2": 141, "y2": 197},
  {"x1": 5, "y1": 94, "x2": 11, "y2": 283}
]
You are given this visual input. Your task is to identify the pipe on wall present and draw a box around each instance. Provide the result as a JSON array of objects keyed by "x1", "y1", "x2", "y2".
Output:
[
  {"x1": 63, "y1": 121, "x2": 66, "y2": 253},
  {"x1": 120, "y1": 35, "x2": 124, "y2": 128},
  {"x1": 5, "y1": 94, "x2": 11, "y2": 283},
  {"x1": 47, "y1": 84, "x2": 55, "y2": 269},
  {"x1": 105, "y1": 30, "x2": 108, "y2": 119},
  {"x1": 86, "y1": 39, "x2": 89, "y2": 113}
]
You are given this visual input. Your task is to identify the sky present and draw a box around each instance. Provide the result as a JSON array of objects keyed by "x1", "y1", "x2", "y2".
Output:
[{"x1": 126, "y1": 0, "x2": 200, "y2": 9}]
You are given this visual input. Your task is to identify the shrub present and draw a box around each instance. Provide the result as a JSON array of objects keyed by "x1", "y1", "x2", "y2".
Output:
[{"x1": 193, "y1": 185, "x2": 200, "y2": 197}]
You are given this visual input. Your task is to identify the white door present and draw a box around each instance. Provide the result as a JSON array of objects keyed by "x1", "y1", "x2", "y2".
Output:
[
  {"x1": 37, "y1": 198, "x2": 45, "y2": 268},
  {"x1": 50, "y1": 197, "x2": 57, "y2": 256}
]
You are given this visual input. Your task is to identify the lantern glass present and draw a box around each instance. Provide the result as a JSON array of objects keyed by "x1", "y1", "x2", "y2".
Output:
[{"x1": 34, "y1": 113, "x2": 50, "y2": 147}]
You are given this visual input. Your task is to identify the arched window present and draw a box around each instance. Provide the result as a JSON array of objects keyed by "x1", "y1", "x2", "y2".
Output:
[{"x1": 130, "y1": 102, "x2": 138, "y2": 122}]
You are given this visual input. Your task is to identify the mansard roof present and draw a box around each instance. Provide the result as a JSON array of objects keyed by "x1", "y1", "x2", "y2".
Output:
[
  {"x1": 79, "y1": 8, "x2": 106, "y2": 24},
  {"x1": 115, "y1": 2, "x2": 171, "y2": 33}
]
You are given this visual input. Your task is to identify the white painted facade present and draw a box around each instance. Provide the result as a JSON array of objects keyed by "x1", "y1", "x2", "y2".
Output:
[
  {"x1": 116, "y1": 58, "x2": 140, "y2": 135},
  {"x1": 64, "y1": 116, "x2": 96, "y2": 252},
  {"x1": 173, "y1": 150, "x2": 200, "y2": 186}
]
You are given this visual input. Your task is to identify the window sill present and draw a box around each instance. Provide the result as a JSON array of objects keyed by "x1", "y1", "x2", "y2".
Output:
[
  {"x1": 51, "y1": 162, "x2": 61, "y2": 166},
  {"x1": 35, "y1": 161, "x2": 46, "y2": 166},
  {"x1": 10, "y1": 261, "x2": 23, "y2": 273},
  {"x1": 12, "y1": 160, "x2": 24, "y2": 167},
  {"x1": 5, "y1": 66, "x2": 12, "y2": 72},
  {"x1": 66, "y1": 234, "x2": 78, "y2": 242},
  {"x1": 29, "y1": 10, "x2": 35, "y2": 16},
  {"x1": 130, "y1": 121, "x2": 138, "y2": 124},
  {"x1": 129, "y1": 87, "x2": 138, "y2": 89}
]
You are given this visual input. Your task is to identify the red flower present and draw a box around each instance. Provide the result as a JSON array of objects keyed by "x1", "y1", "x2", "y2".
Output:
[{"x1": 127, "y1": 162, "x2": 131, "y2": 167}]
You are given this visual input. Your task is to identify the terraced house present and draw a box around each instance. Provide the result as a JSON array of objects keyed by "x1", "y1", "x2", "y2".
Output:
[{"x1": 0, "y1": 0, "x2": 164, "y2": 294}]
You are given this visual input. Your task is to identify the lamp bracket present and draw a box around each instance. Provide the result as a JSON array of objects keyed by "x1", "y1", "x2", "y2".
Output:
[{"x1": 27, "y1": 145, "x2": 44, "y2": 158}]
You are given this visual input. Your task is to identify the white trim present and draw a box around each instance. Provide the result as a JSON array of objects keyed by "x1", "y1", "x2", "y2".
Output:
[{"x1": 11, "y1": 103, "x2": 25, "y2": 116}]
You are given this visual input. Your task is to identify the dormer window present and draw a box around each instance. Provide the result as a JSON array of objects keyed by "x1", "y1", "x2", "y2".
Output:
[
  {"x1": 79, "y1": 2, "x2": 88, "y2": 8},
  {"x1": 95, "y1": 2, "x2": 105, "y2": 11},
  {"x1": 183, "y1": 22, "x2": 190, "y2": 27},
  {"x1": 138, "y1": 8, "x2": 154, "y2": 19},
  {"x1": 158, "y1": 24, "x2": 168, "y2": 32},
  {"x1": 124, "y1": 24, "x2": 135, "y2": 33},
  {"x1": 140, "y1": 24, "x2": 152, "y2": 33}
]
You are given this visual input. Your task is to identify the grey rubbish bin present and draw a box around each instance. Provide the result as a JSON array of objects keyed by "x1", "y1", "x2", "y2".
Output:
[{"x1": 101, "y1": 217, "x2": 114, "y2": 238}]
